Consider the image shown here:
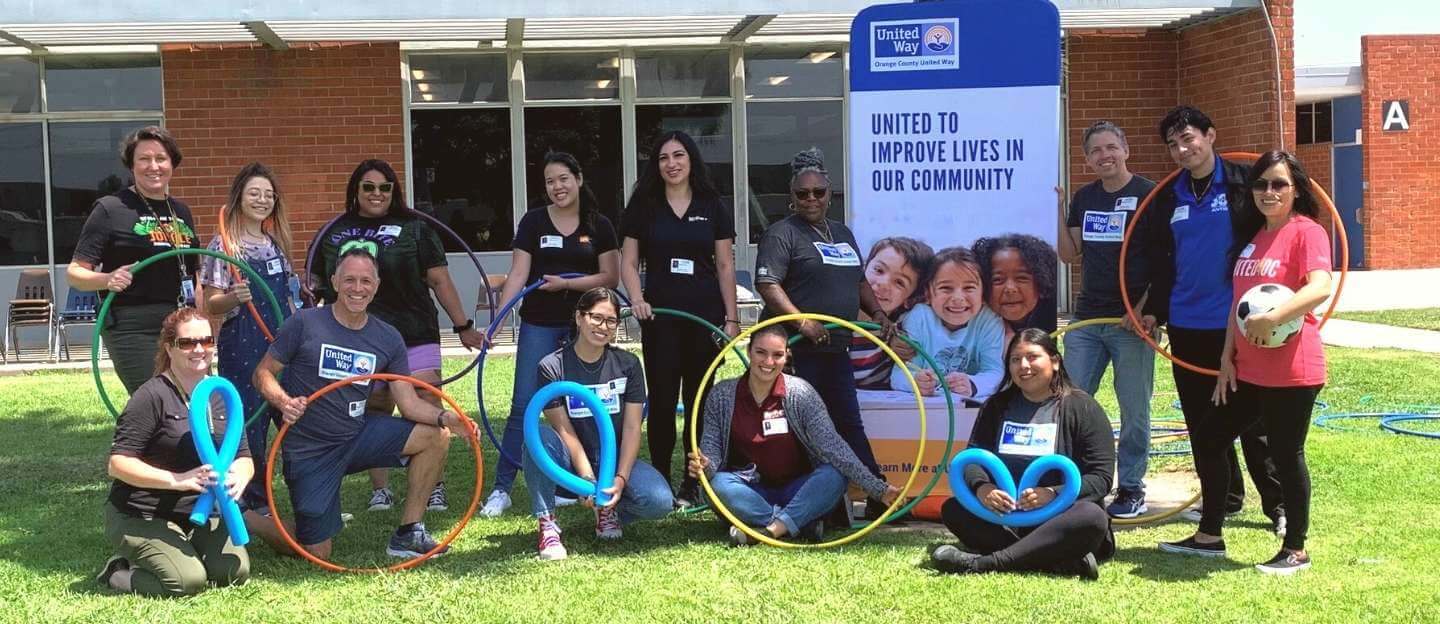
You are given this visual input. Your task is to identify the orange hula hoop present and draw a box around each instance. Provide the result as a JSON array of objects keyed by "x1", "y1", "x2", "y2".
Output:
[
  {"x1": 1118, "y1": 151, "x2": 1349, "y2": 377},
  {"x1": 215, "y1": 204, "x2": 278, "y2": 342},
  {"x1": 264, "y1": 373, "x2": 484, "y2": 573}
]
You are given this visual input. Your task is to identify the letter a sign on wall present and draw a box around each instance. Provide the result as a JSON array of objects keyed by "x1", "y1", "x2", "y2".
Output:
[{"x1": 1382, "y1": 100, "x2": 1410, "y2": 132}]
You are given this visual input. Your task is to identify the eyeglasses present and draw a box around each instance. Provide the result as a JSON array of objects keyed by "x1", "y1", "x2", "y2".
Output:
[
  {"x1": 582, "y1": 312, "x2": 620, "y2": 329},
  {"x1": 174, "y1": 335, "x2": 215, "y2": 349},
  {"x1": 360, "y1": 181, "x2": 394, "y2": 194},
  {"x1": 793, "y1": 187, "x2": 829, "y2": 201},
  {"x1": 1249, "y1": 178, "x2": 1293, "y2": 193},
  {"x1": 244, "y1": 189, "x2": 277, "y2": 202}
]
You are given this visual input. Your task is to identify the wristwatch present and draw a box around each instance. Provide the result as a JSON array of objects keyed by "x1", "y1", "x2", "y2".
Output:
[{"x1": 453, "y1": 319, "x2": 474, "y2": 334}]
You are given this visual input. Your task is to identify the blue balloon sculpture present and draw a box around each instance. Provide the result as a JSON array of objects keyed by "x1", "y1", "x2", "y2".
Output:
[
  {"x1": 947, "y1": 448, "x2": 1081, "y2": 527},
  {"x1": 187, "y1": 375, "x2": 250, "y2": 547},
  {"x1": 523, "y1": 381, "x2": 619, "y2": 506}
]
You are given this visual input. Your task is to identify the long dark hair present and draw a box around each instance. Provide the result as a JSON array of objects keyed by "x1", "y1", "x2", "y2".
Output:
[
  {"x1": 1228, "y1": 150, "x2": 1319, "y2": 271},
  {"x1": 624, "y1": 131, "x2": 721, "y2": 223},
  {"x1": 542, "y1": 151, "x2": 601, "y2": 233},
  {"x1": 222, "y1": 161, "x2": 293, "y2": 256},
  {"x1": 981, "y1": 328, "x2": 1076, "y2": 414},
  {"x1": 343, "y1": 159, "x2": 411, "y2": 217}
]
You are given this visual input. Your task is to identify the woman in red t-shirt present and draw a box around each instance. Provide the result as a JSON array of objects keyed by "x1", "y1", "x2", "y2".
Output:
[{"x1": 1159, "y1": 151, "x2": 1332, "y2": 575}]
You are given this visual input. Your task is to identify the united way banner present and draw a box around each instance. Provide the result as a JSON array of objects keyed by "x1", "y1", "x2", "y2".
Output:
[{"x1": 848, "y1": 0, "x2": 1060, "y2": 512}]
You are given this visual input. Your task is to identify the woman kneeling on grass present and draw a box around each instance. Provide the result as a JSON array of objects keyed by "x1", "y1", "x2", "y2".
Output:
[
  {"x1": 930, "y1": 328, "x2": 1115, "y2": 580},
  {"x1": 98, "y1": 307, "x2": 253, "y2": 596},
  {"x1": 688, "y1": 326, "x2": 901, "y2": 545},
  {"x1": 526, "y1": 288, "x2": 674, "y2": 560}
]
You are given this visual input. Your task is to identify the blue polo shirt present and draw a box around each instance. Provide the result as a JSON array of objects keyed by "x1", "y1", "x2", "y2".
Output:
[{"x1": 1168, "y1": 156, "x2": 1233, "y2": 329}]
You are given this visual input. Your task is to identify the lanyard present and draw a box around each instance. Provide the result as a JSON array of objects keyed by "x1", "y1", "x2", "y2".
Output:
[{"x1": 136, "y1": 187, "x2": 192, "y2": 307}]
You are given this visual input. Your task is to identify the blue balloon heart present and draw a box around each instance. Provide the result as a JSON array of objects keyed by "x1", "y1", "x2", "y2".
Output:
[
  {"x1": 947, "y1": 448, "x2": 1080, "y2": 527},
  {"x1": 187, "y1": 376, "x2": 250, "y2": 547},
  {"x1": 523, "y1": 381, "x2": 619, "y2": 506}
]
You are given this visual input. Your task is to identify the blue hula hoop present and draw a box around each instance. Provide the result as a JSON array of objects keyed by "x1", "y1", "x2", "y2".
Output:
[{"x1": 1379, "y1": 415, "x2": 1440, "y2": 440}]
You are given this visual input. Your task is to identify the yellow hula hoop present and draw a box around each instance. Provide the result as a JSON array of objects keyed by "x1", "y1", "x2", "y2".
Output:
[
  {"x1": 689, "y1": 313, "x2": 927, "y2": 549},
  {"x1": 1050, "y1": 316, "x2": 1126, "y2": 338}
]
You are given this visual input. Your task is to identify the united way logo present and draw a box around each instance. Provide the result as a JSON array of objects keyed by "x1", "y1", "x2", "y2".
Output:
[{"x1": 870, "y1": 18, "x2": 959, "y2": 73}]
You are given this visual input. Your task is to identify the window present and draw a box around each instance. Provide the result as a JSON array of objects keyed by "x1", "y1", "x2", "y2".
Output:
[
  {"x1": 524, "y1": 53, "x2": 620, "y2": 101},
  {"x1": 408, "y1": 54, "x2": 508, "y2": 104},
  {"x1": 0, "y1": 124, "x2": 45, "y2": 265},
  {"x1": 0, "y1": 58, "x2": 40, "y2": 114},
  {"x1": 49, "y1": 121, "x2": 158, "y2": 264},
  {"x1": 1297, "y1": 101, "x2": 1333, "y2": 145},
  {"x1": 410, "y1": 109, "x2": 514, "y2": 252},
  {"x1": 635, "y1": 49, "x2": 730, "y2": 98},
  {"x1": 523, "y1": 107, "x2": 624, "y2": 225},
  {"x1": 45, "y1": 55, "x2": 162, "y2": 112},
  {"x1": 744, "y1": 46, "x2": 843, "y2": 99}
]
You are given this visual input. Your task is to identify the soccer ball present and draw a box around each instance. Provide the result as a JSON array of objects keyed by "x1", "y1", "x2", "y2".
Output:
[{"x1": 1235, "y1": 283, "x2": 1302, "y2": 348}]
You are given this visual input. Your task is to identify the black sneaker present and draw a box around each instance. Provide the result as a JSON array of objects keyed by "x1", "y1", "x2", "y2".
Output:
[
  {"x1": 386, "y1": 523, "x2": 450, "y2": 558},
  {"x1": 675, "y1": 481, "x2": 702, "y2": 509},
  {"x1": 1158, "y1": 535, "x2": 1227, "y2": 557},
  {"x1": 1256, "y1": 549, "x2": 1310, "y2": 575},
  {"x1": 930, "y1": 544, "x2": 982, "y2": 574},
  {"x1": 96, "y1": 556, "x2": 129, "y2": 587},
  {"x1": 1051, "y1": 552, "x2": 1100, "y2": 581},
  {"x1": 1106, "y1": 489, "x2": 1148, "y2": 519}
]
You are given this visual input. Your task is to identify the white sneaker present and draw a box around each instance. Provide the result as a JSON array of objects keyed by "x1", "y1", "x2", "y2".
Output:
[
  {"x1": 367, "y1": 487, "x2": 395, "y2": 512},
  {"x1": 479, "y1": 489, "x2": 512, "y2": 518},
  {"x1": 538, "y1": 515, "x2": 567, "y2": 561}
]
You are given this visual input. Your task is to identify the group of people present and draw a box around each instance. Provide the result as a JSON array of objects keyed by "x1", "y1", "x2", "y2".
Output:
[{"x1": 88, "y1": 100, "x2": 1330, "y2": 596}]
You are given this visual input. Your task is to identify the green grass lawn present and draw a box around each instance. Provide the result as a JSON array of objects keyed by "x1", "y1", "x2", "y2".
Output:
[
  {"x1": 2, "y1": 347, "x2": 1438, "y2": 623},
  {"x1": 1334, "y1": 308, "x2": 1440, "y2": 332}
]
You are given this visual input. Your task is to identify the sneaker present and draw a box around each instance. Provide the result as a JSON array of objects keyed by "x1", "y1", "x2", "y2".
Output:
[
  {"x1": 728, "y1": 525, "x2": 763, "y2": 547},
  {"x1": 386, "y1": 523, "x2": 449, "y2": 558},
  {"x1": 1052, "y1": 552, "x2": 1101, "y2": 581},
  {"x1": 427, "y1": 481, "x2": 448, "y2": 512},
  {"x1": 595, "y1": 506, "x2": 623, "y2": 540},
  {"x1": 1106, "y1": 489, "x2": 1149, "y2": 519},
  {"x1": 340, "y1": 512, "x2": 354, "y2": 524},
  {"x1": 367, "y1": 487, "x2": 395, "y2": 512},
  {"x1": 675, "y1": 482, "x2": 701, "y2": 509},
  {"x1": 1179, "y1": 503, "x2": 1242, "y2": 522},
  {"x1": 1158, "y1": 535, "x2": 1227, "y2": 558},
  {"x1": 1255, "y1": 549, "x2": 1310, "y2": 575},
  {"x1": 1273, "y1": 515, "x2": 1288, "y2": 539},
  {"x1": 479, "y1": 489, "x2": 512, "y2": 518},
  {"x1": 930, "y1": 544, "x2": 981, "y2": 574},
  {"x1": 538, "y1": 515, "x2": 567, "y2": 560},
  {"x1": 96, "y1": 556, "x2": 129, "y2": 587}
]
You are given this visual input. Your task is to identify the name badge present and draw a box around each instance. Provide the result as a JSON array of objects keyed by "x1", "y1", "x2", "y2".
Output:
[
  {"x1": 670, "y1": 258, "x2": 695, "y2": 275},
  {"x1": 540, "y1": 235, "x2": 563, "y2": 249},
  {"x1": 377, "y1": 225, "x2": 402, "y2": 237},
  {"x1": 348, "y1": 399, "x2": 367, "y2": 418},
  {"x1": 1115, "y1": 196, "x2": 1138, "y2": 211},
  {"x1": 1170, "y1": 205, "x2": 1190, "y2": 224},
  {"x1": 180, "y1": 278, "x2": 196, "y2": 306},
  {"x1": 761, "y1": 411, "x2": 789, "y2": 437},
  {"x1": 1240, "y1": 243, "x2": 1256, "y2": 259},
  {"x1": 998, "y1": 421, "x2": 1058, "y2": 457},
  {"x1": 1081, "y1": 210, "x2": 1126, "y2": 243},
  {"x1": 814, "y1": 242, "x2": 861, "y2": 267},
  {"x1": 565, "y1": 379, "x2": 625, "y2": 419},
  {"x1": 266, "y1": 257, "x2": 284, "y2": 275}
]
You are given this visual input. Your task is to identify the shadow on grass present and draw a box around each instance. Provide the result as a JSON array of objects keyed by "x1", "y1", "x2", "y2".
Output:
[{"x1": 1113, "y1": 546, "x2": 1249, "y2": 580}]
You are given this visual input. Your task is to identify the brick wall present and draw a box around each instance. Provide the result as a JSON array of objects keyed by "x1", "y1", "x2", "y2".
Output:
[
  {"x1": 1361, "y1": 35, "x2": 1440, "y2": 269},
  {"x1": 162, "y1": 43, "x2": 406, "y2": 266},
  {"x1": 1293, "y1": 141, "x2": 1335, "y2": 233}
]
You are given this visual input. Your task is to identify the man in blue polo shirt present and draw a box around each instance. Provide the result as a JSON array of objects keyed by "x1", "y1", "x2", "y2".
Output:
[{"x1": 1139, "y1": 106, "x2": 1284, "y2": 539}]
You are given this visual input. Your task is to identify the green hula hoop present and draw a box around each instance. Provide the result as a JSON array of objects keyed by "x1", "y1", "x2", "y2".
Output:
[
  {"x1": 785, "y1": 320, "x2": 957, "y2": 524},
  {"x1": 650, "y1": 307, "x2": 749, "y2": 366},
  {"x1": 92, "y1": 247, "x2": 286, "y2": 425}
]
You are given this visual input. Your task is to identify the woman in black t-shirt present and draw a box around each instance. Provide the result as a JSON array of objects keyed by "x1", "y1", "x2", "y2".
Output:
[
  {"x1": 99, "y1": 307, "x2": 254, "y2": 597},
  {"x1": 620, "y1": 131, "x2": 739, "y2": 506},
  {"x1": 481, "y1": 152, "x2": 620, "y2": 517},
  {"x1": 68, "y1": 126, "x2": 200, "y2": 394}
]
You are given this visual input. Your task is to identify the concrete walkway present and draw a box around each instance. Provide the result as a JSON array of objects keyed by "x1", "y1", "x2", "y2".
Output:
[{"x1": 1320, "y1": 318, "x2": 1440, "y2": 353}]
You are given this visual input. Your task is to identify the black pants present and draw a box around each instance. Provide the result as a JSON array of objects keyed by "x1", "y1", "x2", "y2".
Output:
[
  {"x1": 791, "y1": 350, "x2": 884, "y2": 480},
  {"x1": 1168, "y1": 327, "x2": 1284, "y2": 520},
  {"x1": 640, "y1": 318, "x2": 721, "y2": 487},
  {"x1": 940, "y1": 498, "x2": 1114, "y2": 572},
  {"x1": 1195, "y1": 382, "x2": 1319, "y2": 550}
]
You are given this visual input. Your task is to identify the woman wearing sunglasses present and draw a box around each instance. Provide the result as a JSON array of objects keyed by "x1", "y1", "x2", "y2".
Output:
[
  {"x1": 753, "y1": 147, "x2": 895, "y2": 519},
  {"x1": 309, "y1": 159, "x2": 486, "y2": 513},
  {"x1": 1159, "y1": 151, "x2": 1331, "y2": 576},
  {"x1": 97, "y1": 307, "x2": 253, "y2": 597}
]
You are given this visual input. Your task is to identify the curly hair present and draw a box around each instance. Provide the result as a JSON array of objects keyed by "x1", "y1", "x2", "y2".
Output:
[
  {"x1": 972, "y1": 233, "x2": 1058, "y2": 306},
  {"x1": 789, "y1": 147, "x2": 831, "y2": 188}
]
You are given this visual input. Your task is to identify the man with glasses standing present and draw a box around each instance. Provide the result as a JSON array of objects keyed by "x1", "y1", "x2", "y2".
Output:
[
  {"x1": 1137, "y1": 107, "x2": 1285, "y2": 542},
  {"x1": 1057, "y1": 121, "x2": 1157, "y2": 519}
]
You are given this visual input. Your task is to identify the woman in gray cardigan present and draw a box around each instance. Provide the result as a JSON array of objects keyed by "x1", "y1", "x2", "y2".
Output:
[{"x1": 688, "y1": 325, "x2": 900, "y2": 545}]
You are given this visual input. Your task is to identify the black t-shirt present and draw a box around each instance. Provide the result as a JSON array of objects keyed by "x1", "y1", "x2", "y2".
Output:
[
  {"x1": 620, "y1": 196, "x2": 736, "y2": 324},
  {"x1": 108, "y1": 375, "x2": 251, "y2": 523},
  {"x1": 1067, "y1": 175, "x2": 1156, "y2": 320},
  {"x1": 72, "y1": 188, "x2": 200, "y2": 307},
  {"x1": 310, "y1": 213, "x2": 448, "y2": 346},
  {"x1": 537, "y1": 345, "x2": 647, "y2": 470},
  {"x1": 754, "y1": 215, "x2": 863, "y2": 353},
  {"x1": 513, "y1": 207, "x2": 619, "y2": 326}
]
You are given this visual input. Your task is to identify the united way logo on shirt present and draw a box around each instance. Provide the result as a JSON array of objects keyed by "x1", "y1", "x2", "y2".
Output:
[
  {"x1": 813, "y1": 242, "x2": 861, "y2": 267},
  {"x1": 318, "y1": 343, "x2": 377, "y2": 385},
  {"x1": 998, "y1": 421, "x2": 1058, "y2": 457},
  {"x1": 564, "y1": 378, "x2": 626, "y2": 419},
  {"x1": 1081, "y1": 210, "x2": 1126, "y2": 243}
]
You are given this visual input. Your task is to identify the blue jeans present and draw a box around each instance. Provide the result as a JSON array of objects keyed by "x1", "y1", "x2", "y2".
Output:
[
  {"x1": 708, "y1": 464, "x2": 845, "y2": 536},
  {"x1": 522, "y1": 425, "x2": 674, "y2": 523},
  {"x1": 791, "y1": 351, "x2": 884, "y2": 480},
  {"x1": 494, "y1": 322, "x2": 571, "y2": 492},
  {"x1": 1063, "y1": 323, "x2": 1154, "y2": 492}
]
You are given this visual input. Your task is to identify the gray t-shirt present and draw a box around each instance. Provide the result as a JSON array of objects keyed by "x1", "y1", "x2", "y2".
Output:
[
  {"x1": 268, "y1": 307, "x2": 410, "y2": 460},
  {"x1": 754, "y1": 215, "x2": 863, "y2": 353},
  {"x1": 1067, "y1": 175, "x2": 1156, "y2": 320},
  {"x1": 537, "y1": 345, "x2": 647, "y2": 469}
]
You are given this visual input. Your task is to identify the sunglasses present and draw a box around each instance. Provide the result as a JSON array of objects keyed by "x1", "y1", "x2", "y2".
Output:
[
  {"x1": 360, "y1": 181, "x2": 395, "y2": 194},
  {"x1": 1249, "y1": 178, "x2": 1293, "y2": 193},
  {"x1": 582, "y1": 311, "x2": 620, "y2": 329},
  {"x1": 793, "y1": 187, "x2": 829, "y2": 201},
  {"x1": 174, "y1": 335, "x2": 216, "y2": 349}
]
